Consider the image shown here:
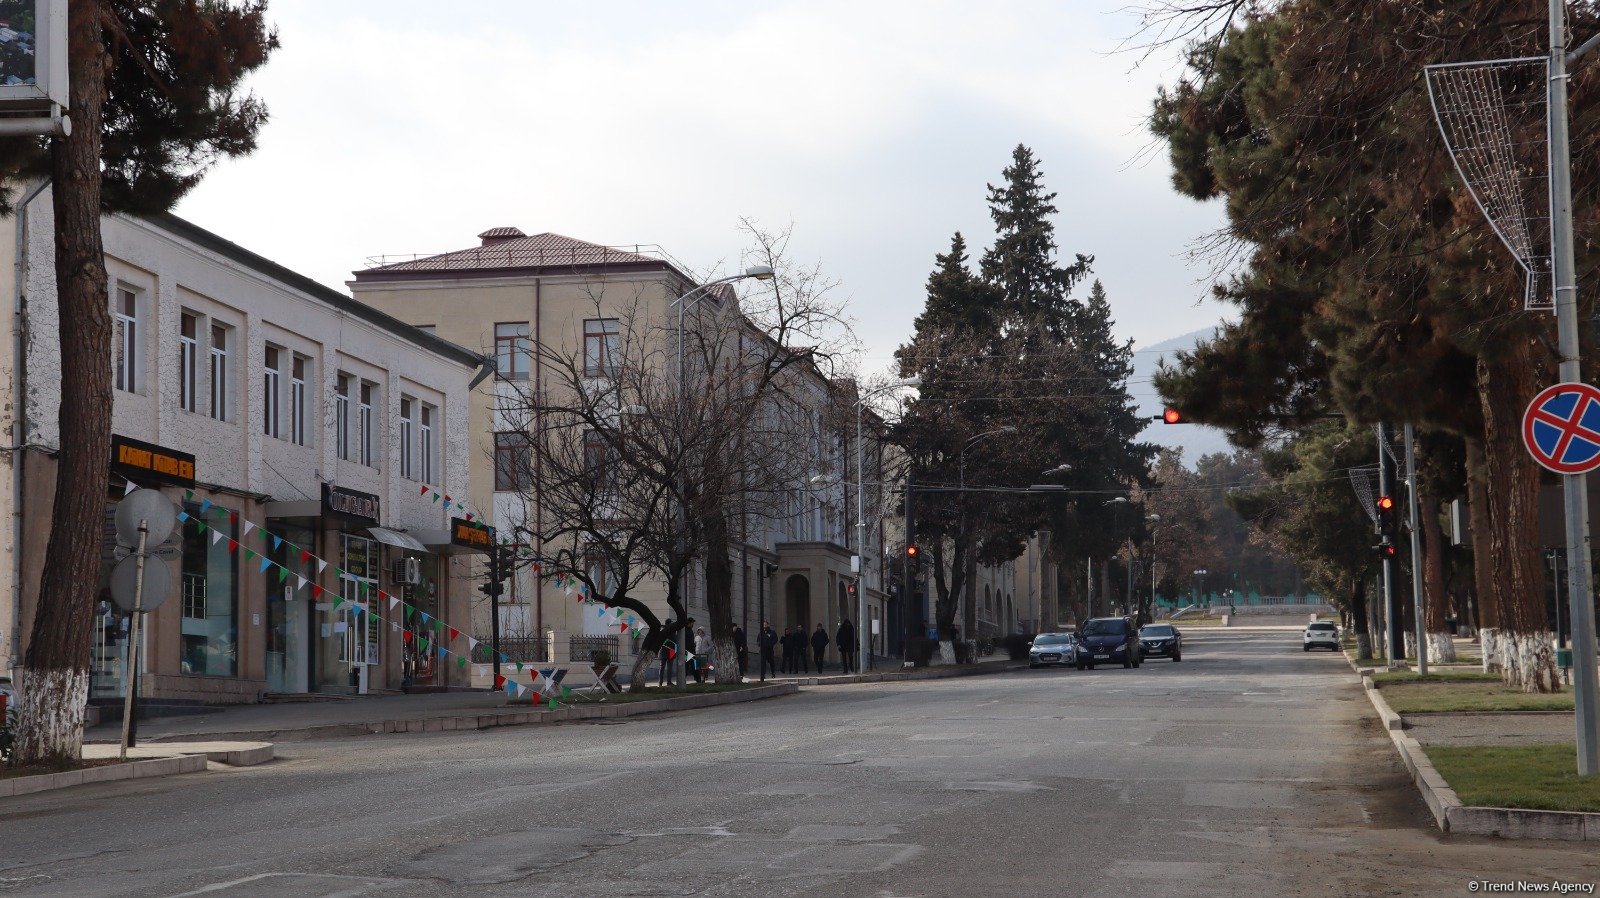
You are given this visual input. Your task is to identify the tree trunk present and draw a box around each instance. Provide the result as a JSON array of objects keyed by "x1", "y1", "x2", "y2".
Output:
[
  {"x1": 628, "y1": 646, "x2": 657, "y2": 694},
  {"x1": 12, "y1": 0, "x2": 110, "y2": 768},
  {"x1": 1477, "y1": 351, "x2": 1556, "y2": 692},
  {"x1": 701, "y1": 510, "x2": 742, "y2": 685},
  {"x1": 1464, "y1": 438, "x2": 1498, "y2": 631},
  {"x1": 1419, "y1": 484, "x2": 1455, "y2": 663},
  {"x1": 1350, "y1": 578, "x2": 1372, "y2": 660}
]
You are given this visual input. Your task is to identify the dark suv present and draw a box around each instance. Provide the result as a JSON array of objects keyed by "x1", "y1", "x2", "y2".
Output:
[{"x1": 1076, "y1": 617, "x2": 1141, "y2": 670}]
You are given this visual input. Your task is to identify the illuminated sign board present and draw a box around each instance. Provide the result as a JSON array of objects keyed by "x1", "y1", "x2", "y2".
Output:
[
  {"x1": 450, "y1": 517, "x2": 494, "y2": 551},
  {"x1": 110, "y1": 434, "x2": 196, "y2": 488},
  {"x1": 322, "y1": 483, "x2": 380, "y2": 526}
]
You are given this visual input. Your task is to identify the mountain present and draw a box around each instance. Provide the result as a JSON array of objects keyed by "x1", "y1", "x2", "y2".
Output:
[{"x1": 1130, "y1": 327, "x2": 1234, "y2": 464}]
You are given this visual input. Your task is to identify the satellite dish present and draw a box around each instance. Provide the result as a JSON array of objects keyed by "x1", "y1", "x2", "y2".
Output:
[
  {"x1": 109, "y1": 553, "x2": 171, "y2": 613},
  {"x1": 114, "y1": 489, "x2": 178, "y2": 549}
]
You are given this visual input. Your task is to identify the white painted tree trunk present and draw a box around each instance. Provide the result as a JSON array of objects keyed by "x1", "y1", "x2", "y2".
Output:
[
  {"x1": 1480, "y1": 628, "x2": 1501, "y2": 673},
  {"x1": 1355, "y1": 633, "x2": 1373, "y2": 660},
  {"x1": 1403, "y1": 632, "x2": 1417, "y2": 662},
  {"x1": 628, "y1": 648, "x2": 657, "y2": 694},
  {"x1": 712, "y1": 637, "x2": 740, "y2": 685},
  {"x1": 937, "y1": 640, "x2": 955, "y2": 665},
  {"x1": 12, "y1": 666, "x2": 88, "y2": 766},
  {"x1": 1500, "y1": 632, "x2": 1559, "y2": 693},
  {"x1": 1426, "y1": 632, "x2": 1457, "y2": 664}
]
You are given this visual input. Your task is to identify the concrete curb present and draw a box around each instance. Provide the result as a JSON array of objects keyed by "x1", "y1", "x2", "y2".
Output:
[
  {"x1": 0, "y1": 753, "x2": 207, "y2": 801},
  {"x1": 775, "y1": 660, "x2": 1027, "y2": 687},
  {"x1": 128, "y1": 682, "x2": 800, "y2": 744},
  {"x1": 1352, "y1": 656, "x2": 1600, "y2": 840}
]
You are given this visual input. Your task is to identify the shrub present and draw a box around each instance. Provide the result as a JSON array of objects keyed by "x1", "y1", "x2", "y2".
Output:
[
  {"x1": 590, "y1": 649, "x2": 612, "y2": 670},
  {"x1": 1000, "y1": 634, "x2": 1033, "y2": 661}
]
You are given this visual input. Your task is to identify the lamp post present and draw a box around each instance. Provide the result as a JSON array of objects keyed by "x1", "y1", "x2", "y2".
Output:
[
  {"x1": 670, "y1": 265, "x2": 774, "y2": 686},
  {"x1": 1193, "y1": 568, "x2": 1209, "y2": 610},
  {"x1": 1147, "y1": 514, "x2": 1161, "y2": 618},
  {"x1": 854, "y1": 376, "x2": 919, "y2": 671}
]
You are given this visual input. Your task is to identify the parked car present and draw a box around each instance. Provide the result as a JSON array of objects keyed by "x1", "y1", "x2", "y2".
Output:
[
  {"x1": 1303, "y1": 620, "x2": 1340, "y2": 652},
  {"x1": 1028, "y1": 633, "x2": 1077, "y2": 668},
  {"x1": 1076, "y1": 617, "x2": 1141, "y2": 669},
  {"x1": 1139, "y1": 623, "x2": 1182, "y2": 662}
]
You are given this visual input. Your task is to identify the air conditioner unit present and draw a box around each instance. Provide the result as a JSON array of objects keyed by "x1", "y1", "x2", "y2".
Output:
[{"x1": 391, "y1": 556, "x2": 421, "y2": 585}]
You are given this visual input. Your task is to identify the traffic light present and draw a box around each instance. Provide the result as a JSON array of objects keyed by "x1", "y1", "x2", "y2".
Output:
[
  {"x1": 1373, "y1": 494, "x2": 1400, "y2": 559},
  {"x1": 1161, "y1": 408, "x2": 1184, "y2": 424},
  {"x1": 478, "y1": 579, "x2": 505, "y2": 599},
  {"x1": 1375, "y1": 541, "x2": 1398, "y2": 559},
  {"x1": 906, "y1": 544, "x2": 919, "y2": 558}
]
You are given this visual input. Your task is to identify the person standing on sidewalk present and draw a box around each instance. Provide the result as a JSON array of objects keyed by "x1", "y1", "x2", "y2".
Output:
[
  {"x1": 690, "y1": 626, "x2": 710, "y2": 684},
  {"x1": 811, "y1": 623, "x2": 830, "y2": 673},
  {"x1": 779, "y1": 626, "x2": 795, "y2": 674},
  {"x1": 758, "y1": 621, "x2": 778, "y2": 680},
  {"x1": 836, "y1": 618, "x2": 857, "y2": 674}
]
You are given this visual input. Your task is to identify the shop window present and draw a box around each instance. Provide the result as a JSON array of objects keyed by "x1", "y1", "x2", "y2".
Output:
[
  {"x1": 494, "y1": 321, "x2": 530, "y2": 381},
  {"x1": 399, "y1": 396, "x2": 415, "y2": 480},
  {"x1": 335, "y1": 373, "x2": 352, "y2": 461},
  {"x1": 179, "y1": 311, "x2": 199, "y2": 413},
  {"x1": 494, "y1": 431, "x2": 531, "y2": 492},
  {"x1": 583, "y1": 318, "x2": 620, "y2": 378},
  {"x1": 340, "y1": 534, "x2": 381, "y2": 667},
  {"x1": 290, "y1": 354, "x2": 310, "y2": 446},
  {"x1": 181, "y1": 501, "x2": 238, "y2": 676},
  {"x1": 113, "y1": 287, "x2": 142, "y2": 394},
  {"x1": 263, "y1": 345, "x2": 282, "y2": 438}
]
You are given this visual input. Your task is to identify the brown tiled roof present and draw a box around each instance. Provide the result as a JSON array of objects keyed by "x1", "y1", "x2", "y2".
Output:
[{"x1": 358, "y1": 232, "x2": 676, "y2": 278}]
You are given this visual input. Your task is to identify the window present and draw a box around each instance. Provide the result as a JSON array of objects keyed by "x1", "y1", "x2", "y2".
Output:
[
  {"x1": 208, "y1": 323, "x2": 232, "y2": 421},
  {"x1": 335, "y1": 373, "x2": 352, "y2": 461},
  {"x1": 399, "y1": 397, "x2": 415, "y2": 480},
  {"x1": 419, "y1": 404, "x2": 435, "y2": 484},
  {"x1": 179, "y1": 312, "x2": 198, "y2": 413},
  {"x1": 494, "y1": 432, "x2": 531, "y2": 492},
  {"x1": 494, "y1": 322, "x2": 530, "y2": 380},
  {"x1": 180, "y1": 501, "x2": 238, "y2": 676},
  {"x1": 583, "y1": 429, "x2": 614, "y2": 491},
  {"x1": 113, "y1": 288, "x2": 139, "y2": 393},
  {"x1": 263, "y1": 345, "x2": 282, "y2": 438},
  {"x1": 359, "y1": 381, "x2": 377, "y2": 468},
  {"x1": 290, "y1": 355, "x2": 309, "y2": 446},
  {"x1": 583, "y1": 318, "x2": 620, "y2": 378}
]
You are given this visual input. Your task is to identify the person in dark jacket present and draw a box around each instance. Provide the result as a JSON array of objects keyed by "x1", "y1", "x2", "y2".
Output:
[
  {"x1": 733, "y1": 625, "x2": 749, "y2": 680},
  {"x1": 811, "y1": 623, "x2": 830, "y2": 673},
  {"x1": 836, "y1": 618, "x2": 857, "y2": 674},
  {"x1": 779, "y1": 626, "x2": 796, "y2": 674},
  {"x1": 757, "y1": 621, "x2": 778, "y2": 680}
]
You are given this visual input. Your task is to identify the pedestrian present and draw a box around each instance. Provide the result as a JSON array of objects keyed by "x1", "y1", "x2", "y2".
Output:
[
  {"x1": 779, "y1": 626, "x2": 795, "y2": 674},
  {"x1": 734, "y1": 625, "x2": 749, "y2": 680},
  {"x1": 811, "y1": 622, "x2": 830, "y2": 673},
  {"x1": 691, "y1": 626, "x2": 710, "y2": 684},
  {"x1": 836, "y1": 617, "x2": 857, "y2": 674},
  {"x1": 758, "y1": 620, "x2": 778, "y2": 680},
  {"x1": 797, "y1": 625, "x2": 811, "y2": 674},
  {"x1": 658, "y1": 620, "x2": 680, "y2": 686}
]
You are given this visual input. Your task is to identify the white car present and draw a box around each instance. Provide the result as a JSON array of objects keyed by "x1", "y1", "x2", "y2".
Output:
[
  {"x1": 1303, "y1": 621, "x2": 1340, "y2": 652},
  {"x1": 1028, "y1": 633, "x2": 1077, "y2": 668}
]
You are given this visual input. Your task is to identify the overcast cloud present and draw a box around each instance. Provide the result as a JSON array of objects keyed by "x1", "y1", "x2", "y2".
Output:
[{"x1": 174, "y1": 0, "x2": 1231, "y2": 397}]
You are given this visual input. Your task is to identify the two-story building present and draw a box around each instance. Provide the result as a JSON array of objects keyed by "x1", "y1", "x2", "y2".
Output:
[{"x1": 0, "y1": 184, "x2": 491, "y2": 706}]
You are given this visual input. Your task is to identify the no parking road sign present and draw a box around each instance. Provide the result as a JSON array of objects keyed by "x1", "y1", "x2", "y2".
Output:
[{"x1": 1524, "y1": 382, "x2": 1600, "y2": 474}]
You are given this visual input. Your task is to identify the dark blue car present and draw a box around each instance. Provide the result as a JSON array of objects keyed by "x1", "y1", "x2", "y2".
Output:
[{"x1": 1075, "y1": 617, "x2": 1141, "y2": 670}]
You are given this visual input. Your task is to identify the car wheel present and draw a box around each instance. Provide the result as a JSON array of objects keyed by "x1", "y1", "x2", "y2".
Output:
[
  {"x1": 1302, "y1": 645, "x2": 1310, "y2": 652},
  {"x1": 1172, "y1": 651, "x2": 1181, "y2": 662},
  {"x1": 1123, "y1": 656, "x2": 1132, "y2": 669}
]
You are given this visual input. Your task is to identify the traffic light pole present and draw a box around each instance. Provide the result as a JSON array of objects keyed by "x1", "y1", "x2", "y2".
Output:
[
  {"x1": 1549, "y1": 0, "x2": 1600, "y2": 775},
  {"x1": 903, "y1": 474, "x2": 915, "y2": 660},
  {"x1": 1377, "y1": 423, "x2": 1402, "y2": 665},
  {"x1": 489, "y1": 547, "x2": 502, "y2": 686},
  {"x1": 1404, "y1": 423, "x2": 1428, "y2": 677}
]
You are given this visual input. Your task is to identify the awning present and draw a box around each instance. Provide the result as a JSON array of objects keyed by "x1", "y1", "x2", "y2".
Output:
[{"x1": 367, "y1": 527, "x2": 428, "y2": 552}]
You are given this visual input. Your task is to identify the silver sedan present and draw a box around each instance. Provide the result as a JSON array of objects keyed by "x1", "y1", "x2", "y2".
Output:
[{"x1": 1029, "y1": 633, "x2": 1077, "y2": 668}]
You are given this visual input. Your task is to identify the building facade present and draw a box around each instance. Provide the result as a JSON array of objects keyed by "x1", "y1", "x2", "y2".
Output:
[{"x1": 0, "y1": 187, "x2": 489, "y2": 705}]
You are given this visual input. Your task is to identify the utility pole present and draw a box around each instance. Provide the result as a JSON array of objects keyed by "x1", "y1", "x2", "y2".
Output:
[
  {"x1": 1548, "y1": 0, "x2": 1600, "y2": 775},
  {"x1": 1377, "y1": 423, "x2": 1402, "y2": 665},
  {"x1": 1404, "y1": 423, "x2": 1428, "y2": 677},
  {"x1": 903, "y1": 474, "x2": 916, "y2": 659}
]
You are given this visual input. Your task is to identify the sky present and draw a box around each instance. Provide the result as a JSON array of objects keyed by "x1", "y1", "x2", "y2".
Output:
[{"x1": 174, "y1": 0, "x2": 1233, "y2": 406}]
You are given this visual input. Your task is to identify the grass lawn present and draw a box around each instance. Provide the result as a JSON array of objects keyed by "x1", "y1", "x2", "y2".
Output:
[
  {"x1": 1371, "y1": 670, "x2": 1502, "y2": 685},
  {"x1": 1378, "y1": 678, "x2": 1574, "y2": 713},
  {"x1": 1427, "y1": 744, "x2": 1600, "y2": 812}
]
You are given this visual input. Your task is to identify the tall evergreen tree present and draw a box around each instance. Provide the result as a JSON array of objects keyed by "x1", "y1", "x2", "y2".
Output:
[
  {"x1": 979, "y1": 144, "x2": 1092, "y2": 337},
  {"x1": 10, "y1": 0, "x2": 278, "y2": 767}
]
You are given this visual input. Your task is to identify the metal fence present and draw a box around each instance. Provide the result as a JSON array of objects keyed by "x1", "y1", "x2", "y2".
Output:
[
  {"x1": 470, "y1": 636, "x2": 547, "y2": 664},
  {"x1": 569, "y1": 636, "x2": 619, "y2": 665}
]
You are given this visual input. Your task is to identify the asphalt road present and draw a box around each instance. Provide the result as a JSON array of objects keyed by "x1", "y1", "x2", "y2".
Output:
[{"x1": 4, "y1": 631, "x2": 1598, "y2": 898}]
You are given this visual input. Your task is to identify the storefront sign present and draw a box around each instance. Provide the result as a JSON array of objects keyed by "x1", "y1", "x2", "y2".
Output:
[
  {"x1": 322, "y1": 483, "x2": 380, "y2": 526},
  {"x1": 450, "y1": 517, "x2": 494, "y2": 551},
  {"x1": 110, "y1": 434, "x2": 196, "y2": 488}
]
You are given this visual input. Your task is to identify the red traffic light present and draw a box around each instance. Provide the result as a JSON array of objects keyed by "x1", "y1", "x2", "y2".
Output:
[
  {"x1": 1375, "y1": 541, "x2": 1397, "y2": 558},
  {"x1": 906, "y1": 544, "x2": 919, "y2": 558},
  {"x1": 1162, "y1": 408, "x2": 1183, "y2": 425},
  {"x1": 1376, "y1": 495, "x2": 1395, "y2": 511}
]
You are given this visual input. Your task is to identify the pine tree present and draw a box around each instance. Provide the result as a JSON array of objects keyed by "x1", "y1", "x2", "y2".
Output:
[{"x1": 979, "y1": 144, "x2": 1091, "y2": 336}]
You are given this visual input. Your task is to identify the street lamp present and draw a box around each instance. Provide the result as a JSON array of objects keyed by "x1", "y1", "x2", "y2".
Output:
[
  {"x1": 1193, "y1": 568, "x2": 1209, "y2": 610},
  {"x1": 1147, "y1": 514, "x2": 1161, "y2": 617},
  {"x1": 854, "y1": 375, "x2": 919, "y2": 669},
  {"x1": 669, "y1": 265, "x2": 775, "y2": 685}
]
